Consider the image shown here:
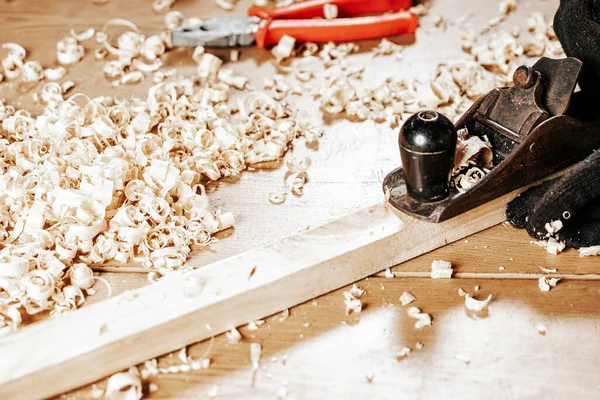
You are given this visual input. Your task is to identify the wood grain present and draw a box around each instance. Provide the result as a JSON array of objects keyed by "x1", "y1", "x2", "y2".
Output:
[{"x1": 1, "y1": 0, "x2": 599, "y2": 399}]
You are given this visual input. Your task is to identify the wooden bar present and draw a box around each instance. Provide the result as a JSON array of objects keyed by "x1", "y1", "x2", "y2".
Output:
[{"x1": 0, "y1": 193, "x2": 513, "y2": 399}]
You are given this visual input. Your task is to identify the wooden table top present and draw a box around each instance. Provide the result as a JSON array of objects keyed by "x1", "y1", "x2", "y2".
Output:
[{"x1": 1, "y1": 0, "x2": 599, "y2": 398}]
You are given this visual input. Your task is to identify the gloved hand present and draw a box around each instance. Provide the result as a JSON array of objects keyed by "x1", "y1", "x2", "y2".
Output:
[
  {"x1": 506, "y1": 0, "x2": 600, "y2": 248},
  {"x1": 506, "y1": 151, "x2": 600, "y2": 248}
]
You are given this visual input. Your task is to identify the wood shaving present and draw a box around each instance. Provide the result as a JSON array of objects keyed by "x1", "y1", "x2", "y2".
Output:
[
  {"x1": 531, "y1": 238, "x2": 566, "y2": 255},
  {"x1": 153, "y1": 0, "x2": 176, "y2": 13},
  {"x1": 431, "y1": 259, "x2": 453, "y2": 279},
  {"x1": 384, "y1": 268, "x2": 394, "y2": 278},
  {"x1": 43, "y1": 66, "x2": 66, "y2": 81},
  {"x1": 454, "y1": 167, "x2": 487, "y2": 193},
  {"x1": 409, "y1": 3, "x2": 430, "y2": 16},
  {"x1": 396, "y1": 346, "x2": 411, "y2": 361},
  {"x1": 250, "y1": 342, "x2": 262, "y2": 386},
  {"x1": 407, "y1": 306, "x2": 432, "y2": 329},
  {"x1": 272, "y1": 35, "x2": 296, "y2": 62},
  {"x1": 538, "y1": 277, "x2": 560, "y2": 292},
  {"x1": 343, "y1": 284, "x2": 364, "y2": 315},
  {"x1": 105, "y1": 368, "x2": 143, "y2": 400},
  {"x1": 458, "y1": 288, "x2": 467, "y2": 296},
  {"x1": 268, "y1": 191, "x2": 287, "y2": 204},
  {"x1": 278, "y1": 308, "x2": 290, "y2": 321},
  {"x1": 579, "y1": 246, "x2": 600, "y2": 257},
  {"x1": 56, "y1": 37, "x2": 85, "y2": 65},
  {"x1": 226, "y1": 328, "x2": 242, "y2": 344},
  {"x1": 464, "y1": 293, "x2": 492, "y2": 311},
  {"x1": 70, "y1": 263, "x2": 95, "y2": 289},
  {"x1": 539, "y1": 266, "x2": 558, "y2": 274},
  {"x1": 415, "y1": 342, "x2": 424, "y2": 350},
  {"x1": 372, "y1": 38, "x2": 404, "y2": 57},
  {"x1": 247, "y1": 320, "x2": 265, "y2": 330},
  {"x1": 399, "y1": 291, "x2": 416, "y2": 306},
  {"x1": 454, "y1": 135, "x2": 493, "y2": 170},
  {"x1": 215, "y1": 0, "x2": 236, "y2": 11},
  {"x1": 545, "y1": 220, "x2": 563, "y2": 235},
  {"x1": 165, "y1": 11, "x2": 185, "y2": 30},
  {"x1": 323, "y1": 4, "x2": 338, "y2": 19},
  {"x1": 537, "y1": 323, "x2": 547, "y2": 335}
]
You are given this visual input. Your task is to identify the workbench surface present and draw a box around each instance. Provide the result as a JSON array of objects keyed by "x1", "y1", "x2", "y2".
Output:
[{"x1": 1, "y1": 0, "x2": 599, "y2": 399}]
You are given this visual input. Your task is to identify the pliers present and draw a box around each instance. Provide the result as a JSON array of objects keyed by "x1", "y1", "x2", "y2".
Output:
[{"x1": 171, "y1": 0, "x2": 418, "y2": 49}]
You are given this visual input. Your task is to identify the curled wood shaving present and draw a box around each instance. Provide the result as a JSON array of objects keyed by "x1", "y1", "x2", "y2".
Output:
[
  {"x1": 407, "y1": 306, "x2": 432, "y2": 329},
  {"x1": 57, "y1": 37, "x2": 85, "y2": 65},
  {"x1": 105, "y1": 368, "x2": 143, "y2": 400},
  {"x1": 43, "y1": 66, "x2": 66, "y2": 81},
  {"x1": 70, "y1": 28, "x2": 96, "y2": 42},
  {"x1": 70, "y1": 263, "x2": 95, "y2": 289},
  {"x1": 278, "y1": 308, "x2": 290, "y2": 321},
  {"x1": 385, "y1": 268, "x2": 394, "y2": 278},
  {"x1": 268, "y1": 191, "x2": 287, "y2": 204},
  {"x1": 396, "y1": 346, "x2": 411, "y2": 361},
  {"x1": 454, "y1": 167, "x2": 486, "y2": 193},
  {"x1": 454, "y1": 135, "x2": 493, "y2": 170},
  {"x1": 464, "y1": 293, "x2": 492, "y2": 311},
  {"x1": 165, "y1": 11, "x2": 185, "y2": 30}
]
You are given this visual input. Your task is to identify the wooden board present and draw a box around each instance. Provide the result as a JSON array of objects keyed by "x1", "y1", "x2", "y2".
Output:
[
  {"x1": 3, "y1": 0, "x2": 600, "y2": 399},
  {"x1": 0, "y1": 192, "x2": 514, "y2": 399}
]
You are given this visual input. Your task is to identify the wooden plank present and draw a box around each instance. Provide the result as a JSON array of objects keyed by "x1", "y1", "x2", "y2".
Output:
[{"x1": 0, "y1": 192, "x2": 514, "y2": 399}]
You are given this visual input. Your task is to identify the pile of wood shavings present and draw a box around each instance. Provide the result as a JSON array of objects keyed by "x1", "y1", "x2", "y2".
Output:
[
  {"x1": 0, "y1": 24, "x2": 310, "y2": 334},
  {"x1": 267, "y1": 9, "x2": 562, "y2": 128}
]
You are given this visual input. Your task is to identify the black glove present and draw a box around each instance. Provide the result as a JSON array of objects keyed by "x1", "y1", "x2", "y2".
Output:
[
  {"x1": 505, "y1": 0, "x2": 600, "y2": 248},
  {"x1": 554, "y1": 0, "x2": 600, "y2": 94},
  {"x1": 506, "y1": 151, "x2": 600, "y2": 248}
]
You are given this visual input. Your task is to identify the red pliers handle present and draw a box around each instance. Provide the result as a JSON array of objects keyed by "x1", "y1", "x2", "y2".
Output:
[{"x1": 248, "y1": 0, "x2": 418, "y2": 48}]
